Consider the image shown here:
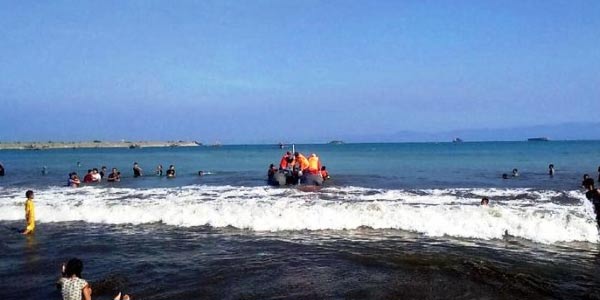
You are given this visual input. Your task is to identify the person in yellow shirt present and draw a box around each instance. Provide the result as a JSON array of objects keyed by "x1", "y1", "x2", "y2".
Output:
[{"x1": 22, "y1": 190, "x2": 35, "y2": 235}]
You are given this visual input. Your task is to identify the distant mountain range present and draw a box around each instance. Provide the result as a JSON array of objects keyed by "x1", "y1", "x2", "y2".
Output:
[{"x1": 343, "y1": 122, "x2": 600, "y2": 143}]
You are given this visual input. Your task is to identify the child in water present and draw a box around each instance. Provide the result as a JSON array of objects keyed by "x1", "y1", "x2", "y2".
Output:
[
  {"x1": 22, "y1": 190, "x2": 35, "y2": 235},
  {"x1": 57, "y1": 258, "x2": 92, "y2": 300},
  {"x1": 480, "y1": 197, "x2": 490, "y2": 206}
]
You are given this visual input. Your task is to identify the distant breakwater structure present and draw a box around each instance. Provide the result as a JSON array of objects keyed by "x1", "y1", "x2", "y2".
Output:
[{"x1": 0, "y1": 140, "x2": 202, "y2": 150}]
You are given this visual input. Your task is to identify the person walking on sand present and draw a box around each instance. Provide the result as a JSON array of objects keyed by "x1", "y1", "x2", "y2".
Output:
[
  {"x1": 22, "y1": 190, "x2": 35, "y2": 235},
  {"x1": 57, "y1": 258, "x2": 92, "y2": 300}
]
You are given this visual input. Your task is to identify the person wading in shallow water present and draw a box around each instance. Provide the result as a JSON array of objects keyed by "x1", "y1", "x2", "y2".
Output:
[
  {"x1": 22, "y1": 190, "x2": 35, "y2": 235},
  {"x1": 584, "y1": 181, "x2": 600, "y2": 228},
  {"x1": 133, "y1": 162, "x2": 143, "y2": 177}
]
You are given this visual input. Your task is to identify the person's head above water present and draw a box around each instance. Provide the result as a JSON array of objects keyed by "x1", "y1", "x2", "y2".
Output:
[
  {"x1": 549, "y1": 164, "x2": 554, "y2": 168},
  {"x1": 481, "y1": 197, "x2": 489, "y2": 205},
  {"x1": 64, "y1": 258, "x2": 84, "y2": 278},
  {"x1": 502, "y1": 173, "x2": 509, "y2": 179}
]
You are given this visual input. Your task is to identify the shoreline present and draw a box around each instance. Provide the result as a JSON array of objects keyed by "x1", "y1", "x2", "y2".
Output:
[{"x1": 0, "y1": 140, "x2": 201, "y2": 150}]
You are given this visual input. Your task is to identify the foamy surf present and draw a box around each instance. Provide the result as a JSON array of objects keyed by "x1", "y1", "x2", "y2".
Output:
[{"x1": 0, "y1": 185, "x2": 597, "y2": 244}]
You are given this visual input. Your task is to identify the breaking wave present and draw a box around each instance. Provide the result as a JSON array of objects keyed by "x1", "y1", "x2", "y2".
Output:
[{"x1": 0, "y1": 185, "x2": 597, "y2": 244}]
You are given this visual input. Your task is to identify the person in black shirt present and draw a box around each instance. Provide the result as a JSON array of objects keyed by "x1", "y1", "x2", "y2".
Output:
[
  {"x1": 133, "y1": 162, "x2": 142, "y2": 177},
  {"x1": 0, "y1": 162, "x2": 4, "y2": 176},
  {"x1": 582, "y1": 174, "x2": 595, "y2": 189},
  {"x1": 107, "y1": 168, "x2": 120, "y2": 182},
  {"x1": 584, "y1": 183, "x2": 600, "y2": 228},
  {"x1": 166, "y1": 165, "x2": 176, "y2": 178}
]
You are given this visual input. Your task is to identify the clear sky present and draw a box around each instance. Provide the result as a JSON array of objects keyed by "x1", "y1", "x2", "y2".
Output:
[{"x1": 1, "y1": 1, "x2": 599, "y2": 143}]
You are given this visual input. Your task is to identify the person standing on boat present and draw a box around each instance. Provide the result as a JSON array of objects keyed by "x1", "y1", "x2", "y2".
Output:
[
  {"x1": 279, "y1": 151, "x2": 294, "y2": 170},
  {"x1": 307, "y1": 153, "x2": 322, "y2": 175},
  {"x1": 294, "y1": 152, "x2": 310, "y2": 173}
]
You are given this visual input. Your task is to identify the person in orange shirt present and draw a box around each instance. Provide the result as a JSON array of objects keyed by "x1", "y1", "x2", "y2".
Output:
[
  {"x1": 307, "y1": 153, "x2": 322, "y2": 175},
  {"x1": 279, "y1": 151, "x2": 294, "y2": 170},
  {"x1": 294, "y1": 152, "x2": 310, "y2": 172},
  {"x1": 320, "y1": 166, "x2": 330, "y2": 180}
]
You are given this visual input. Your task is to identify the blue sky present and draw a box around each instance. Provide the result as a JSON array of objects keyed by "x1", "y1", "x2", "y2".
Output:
[{"x1": 1, "y1": 1, "x2": 599, "y2": 143}]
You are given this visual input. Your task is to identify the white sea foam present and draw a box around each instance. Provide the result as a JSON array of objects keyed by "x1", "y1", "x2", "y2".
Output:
[{"x1": 0, "y1": 185, "x2": 597, "y2": 244}]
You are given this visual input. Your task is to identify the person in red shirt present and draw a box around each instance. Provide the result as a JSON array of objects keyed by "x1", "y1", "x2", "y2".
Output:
[
  {"x1": 320, "y1": 166, "x2": 330, "y2": 180},
  {"x1": 82, "y1": 170, "x2": 94, "y2": 183}
]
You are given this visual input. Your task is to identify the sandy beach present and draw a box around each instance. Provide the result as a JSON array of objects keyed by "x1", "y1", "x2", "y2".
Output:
[{"x1": 0, "y1": 140, "x2": 201, "y2": 150}]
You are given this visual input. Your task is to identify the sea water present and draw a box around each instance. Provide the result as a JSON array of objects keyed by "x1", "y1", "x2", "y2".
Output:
[{"x1": 1, "y1": 141, "x2": 600, "y2": 299}]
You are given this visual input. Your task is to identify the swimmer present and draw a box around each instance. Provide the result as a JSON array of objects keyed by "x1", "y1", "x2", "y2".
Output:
[
  {"x1": 502, "y1": 173, "x2": 509, "y2": 179},
  {"x1": 0, "y1": 162, "x2": 5, "y2": 176},
  {"x1": 512, "y1": 168, "x2": 519, "y2": 177},
  {"x1": 267, "y1": 164, "x2": 277, "y2": 180},
  {"x1": 68, "y1": 172, "x2": 81, "y2": 187},
  {"x1": 91, "y1": 168, "x2": 101, "y2": 182},
  {"x1": 83, "y1": 169, "x2": 94, "y2": 183},
  {"x1": 107, "y1": 168, "x2": 121, "y2": 182},
  {"x1": 156, "y1": 164, "x2": 163, "y2": 176},
  {"x1": 548, "y1": 164, "x2": 555, "y2": 176},
  {"x1": 480, "y1": 197, "x2": 489, "y2": 206},
  {"x1": 133, "y1": 162, "x2": 142, "y2": 177},
  {"x1": 582, "y1": 174, "x2": 595, "y2": 189},
  {"x1": 166, "y1": 165, "x2": 176, "y2": 178},
  {"x1": 584, "y1": 183, "x2": 600, "y2": 228},
  {"x1": 42, "y1": 166, "x2": 48, "y2": 175},
  {"x1": 198, "y1": 170, "x2": 205, "y2": 176}
]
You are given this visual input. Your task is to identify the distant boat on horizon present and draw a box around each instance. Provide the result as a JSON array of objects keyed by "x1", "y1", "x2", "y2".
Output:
[
  {"x1": 328, "y1": 140, "x2": 345, "y2": 145},
  {"x1": 527, "y1": 137, "x2": 549, "y2": 141},
  {"x1": 452, "y1": 137, "x2": 464, "y2": 143}
]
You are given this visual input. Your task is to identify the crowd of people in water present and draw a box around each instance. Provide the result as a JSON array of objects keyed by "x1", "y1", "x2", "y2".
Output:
[{"x1": 62, "y1": 162, "x2": 205, "y2": 188}]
